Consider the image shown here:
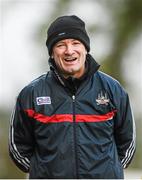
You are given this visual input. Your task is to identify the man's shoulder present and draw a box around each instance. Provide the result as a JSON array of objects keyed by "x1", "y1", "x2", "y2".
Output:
[
  {"x1": 29, "y1": 72, "x2": 48, "y2": 86},
  {"x1": 18, "y1": 72, "x2": 49, "y2": 97},
  {"x1": 96, "y1": 71, "x2": 122, "y2": 86},
  {"x1": 96, "y1": 71, "x2": 126, "y2": 94}
]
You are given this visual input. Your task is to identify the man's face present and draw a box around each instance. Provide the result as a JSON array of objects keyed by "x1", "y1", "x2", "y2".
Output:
[{"x1": 52, "y1": 39, "x2": 87, "y2": 78}]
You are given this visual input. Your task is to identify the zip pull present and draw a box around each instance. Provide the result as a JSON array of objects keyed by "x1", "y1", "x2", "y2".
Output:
[{"x1": 72, "y1": 95, "x2": 75, "y2": 102}]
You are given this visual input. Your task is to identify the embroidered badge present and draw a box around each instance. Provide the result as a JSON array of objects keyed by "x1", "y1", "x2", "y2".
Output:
[
  {"x1": 96, "y1": 91, "x2": 110, "y2": 105},
  {"x1": 36, "y1": 96, "x2": 51, "y2": 105}
]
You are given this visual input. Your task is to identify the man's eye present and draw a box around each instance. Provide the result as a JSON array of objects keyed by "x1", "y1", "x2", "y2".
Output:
[
  {"x1": 56, "y1": 44, "x2": 65, "y2": 47},
  {"x1": 73, "y1": 41, "x2": 81, "y2": 45}
]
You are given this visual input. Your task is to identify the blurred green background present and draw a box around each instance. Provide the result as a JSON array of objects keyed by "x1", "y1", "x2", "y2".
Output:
[{"x1": 0, "y1": 0, "x2": 142, "y2": 178}]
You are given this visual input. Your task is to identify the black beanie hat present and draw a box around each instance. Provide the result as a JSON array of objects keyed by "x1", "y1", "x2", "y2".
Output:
[{"x1": 46, "y1": 15, "x2": 90, "y2": 56}]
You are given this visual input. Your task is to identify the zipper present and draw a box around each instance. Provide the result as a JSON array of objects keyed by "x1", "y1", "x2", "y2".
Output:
[{"x1": 72, "y1": 95, "x2": 79, "y2": 179}]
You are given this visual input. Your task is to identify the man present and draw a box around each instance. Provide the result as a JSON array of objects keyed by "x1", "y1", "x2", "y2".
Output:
[{"x1": 9, "y1": 15, "x2": 136, "y2": 179}]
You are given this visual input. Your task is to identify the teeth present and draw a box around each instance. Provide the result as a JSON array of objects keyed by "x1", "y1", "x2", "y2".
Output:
[{"x1": 65, "y1": 57, "x2": 76, "y2": 61}]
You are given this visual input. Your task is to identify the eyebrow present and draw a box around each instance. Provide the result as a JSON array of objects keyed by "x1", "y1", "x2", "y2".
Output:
[{"x1": 57, "y1": 39, "x2": 80, "y2": 43}]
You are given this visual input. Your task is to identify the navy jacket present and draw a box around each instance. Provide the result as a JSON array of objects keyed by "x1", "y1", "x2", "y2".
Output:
[{"x1": 9, "y1": 54, "x2": 136, "y2": 179}]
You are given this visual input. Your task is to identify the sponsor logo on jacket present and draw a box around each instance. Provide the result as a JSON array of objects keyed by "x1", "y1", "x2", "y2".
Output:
[{"x1": 36, "y1": 96, "x2": 51, "y2": 105}]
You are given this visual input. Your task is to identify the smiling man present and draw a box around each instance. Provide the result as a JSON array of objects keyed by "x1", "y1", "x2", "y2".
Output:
[
  {"x1": 9, "y1": 15, "x2": 136, "y2": 179},
  {"x1": 52, "y1": 39, "x2": 87, "y2": 78}
]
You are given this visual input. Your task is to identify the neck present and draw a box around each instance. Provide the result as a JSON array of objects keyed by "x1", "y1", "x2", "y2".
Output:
[
  {"x1": 62, "y1": 70, "x2": 86, "y2": 79},
  {"x1": 62, "y1": 65, "x2": 86, "y2": 79}
]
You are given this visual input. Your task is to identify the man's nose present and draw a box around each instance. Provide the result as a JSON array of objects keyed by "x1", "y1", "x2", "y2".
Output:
[{"x1": 64, "y1": 44, "x2": 74, "y2": 55}]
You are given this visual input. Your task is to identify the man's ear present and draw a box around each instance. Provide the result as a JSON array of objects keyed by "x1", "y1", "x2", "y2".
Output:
[{"x1": 51, "y1": 54, "x2": 54, "y2": 59}]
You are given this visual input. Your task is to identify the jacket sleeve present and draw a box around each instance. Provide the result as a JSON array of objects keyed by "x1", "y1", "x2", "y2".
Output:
[
  {"x1": 114, "y1": 86, "x2": 136, "y2": 169},
  {"x1": 9, "y1": 91, "x2": 35, "y2": 172}
]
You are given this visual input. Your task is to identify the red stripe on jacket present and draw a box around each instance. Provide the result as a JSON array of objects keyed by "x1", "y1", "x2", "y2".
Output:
[{"x1": 25, "y1": 109, "x2": 117, "y2": 124}]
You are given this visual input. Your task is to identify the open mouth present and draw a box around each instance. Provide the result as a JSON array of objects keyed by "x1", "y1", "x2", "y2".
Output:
[{"x1": 64, "y1": 57, "x2": 77, "y2": 62}]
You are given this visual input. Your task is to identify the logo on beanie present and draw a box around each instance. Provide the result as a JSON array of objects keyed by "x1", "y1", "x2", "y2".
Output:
[{"x1": 58, "y1": 32, "x2": 66, "y2": 36}]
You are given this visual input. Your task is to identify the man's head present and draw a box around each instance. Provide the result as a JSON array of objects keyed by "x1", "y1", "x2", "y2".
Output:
[
  {"x1": 46, "y1": 15, "x2": 90, "y2": 78},
  {"x1": 46, "y1": 15, "x2": 90, "y2": 56}
]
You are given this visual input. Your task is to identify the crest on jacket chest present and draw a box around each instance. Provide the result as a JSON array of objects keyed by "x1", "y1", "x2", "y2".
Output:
[{"x1": 96, "y1": 91, "x2": 110, "y2": 105}]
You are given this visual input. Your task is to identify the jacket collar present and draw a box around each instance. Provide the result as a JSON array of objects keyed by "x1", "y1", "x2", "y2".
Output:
[{"x1": 49, "y1": 53, "x2": 100, "y2": 88}]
